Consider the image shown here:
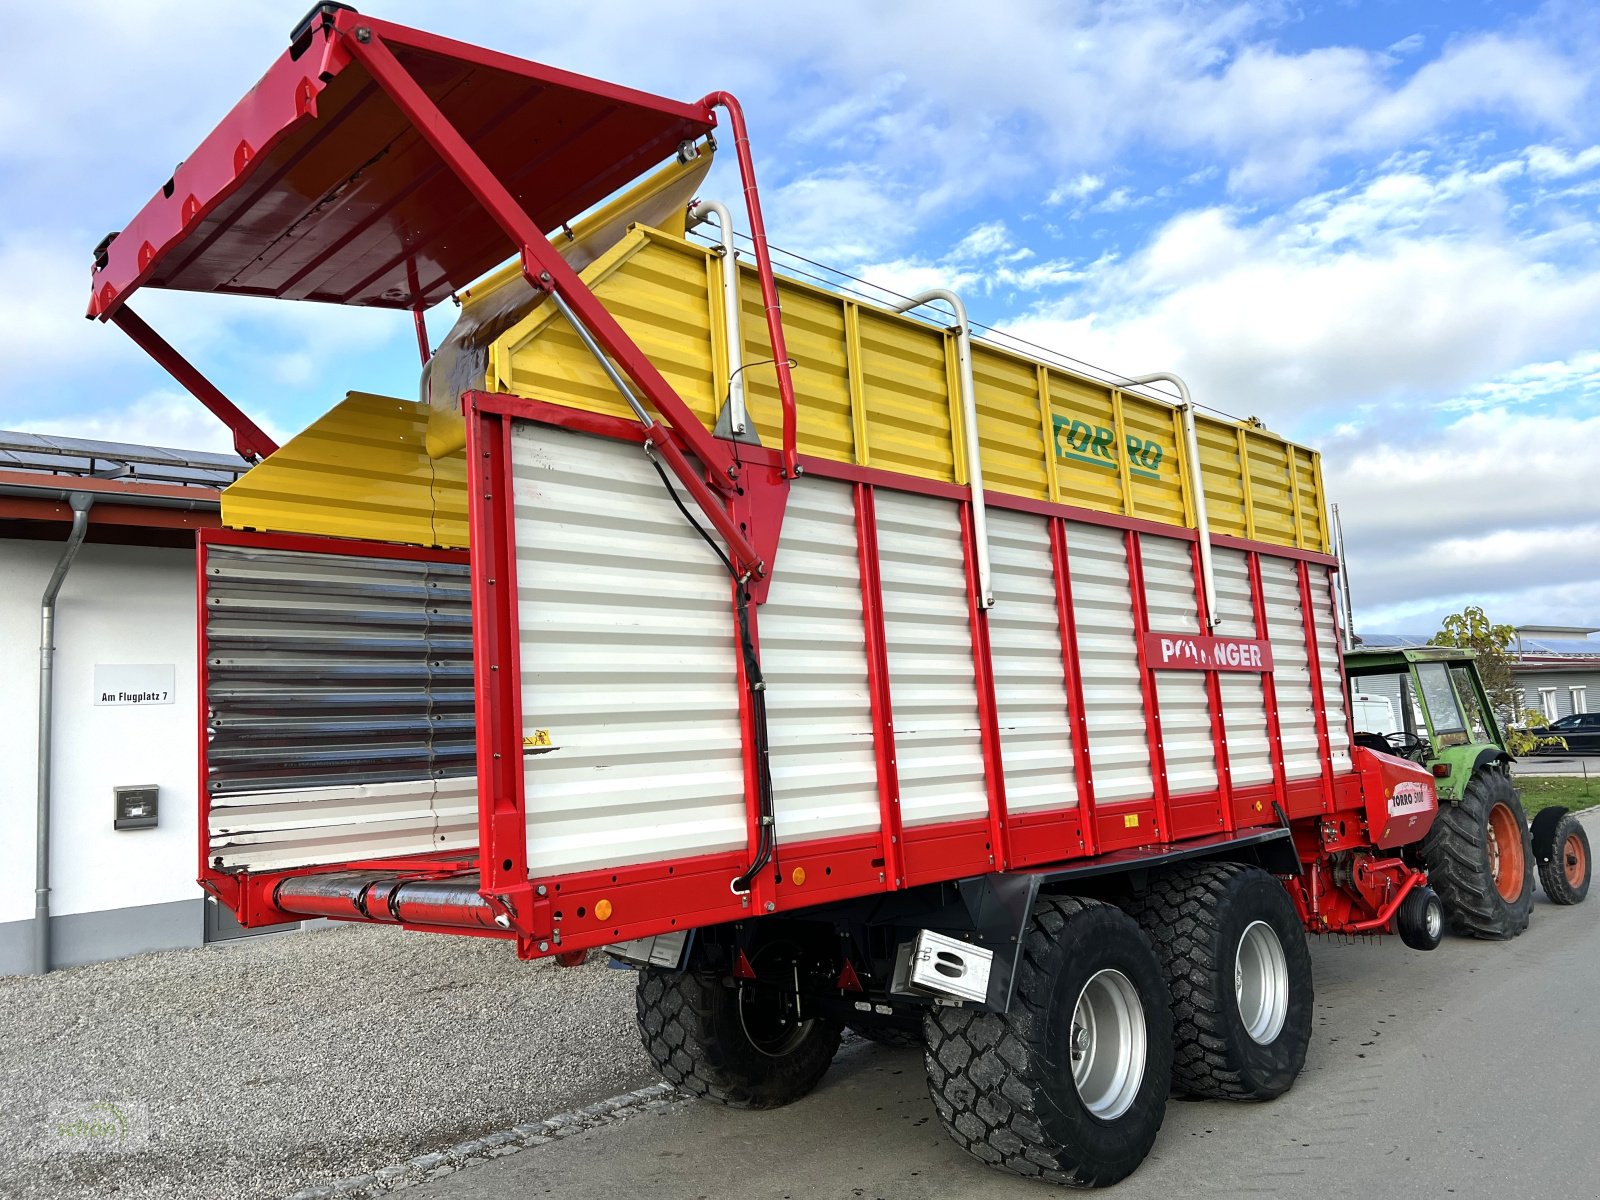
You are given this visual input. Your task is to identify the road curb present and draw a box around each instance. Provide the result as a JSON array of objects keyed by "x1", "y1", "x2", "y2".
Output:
[{"x1": 281, "y1": 1082, "x2": 687, "y2": 1198}]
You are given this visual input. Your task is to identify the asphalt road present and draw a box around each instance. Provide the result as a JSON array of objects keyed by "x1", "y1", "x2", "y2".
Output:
[
  {"x1": 413, "y1": 812, "x2": 1600, "y2": 1200},
  {"x1": 1514, "y1": 753, "x2": 1600, "y2": 779}
]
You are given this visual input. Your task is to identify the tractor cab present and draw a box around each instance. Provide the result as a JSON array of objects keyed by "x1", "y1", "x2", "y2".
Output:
[{"x1": 1343, "y1": 646, "x2": 1507, "y2": 803}]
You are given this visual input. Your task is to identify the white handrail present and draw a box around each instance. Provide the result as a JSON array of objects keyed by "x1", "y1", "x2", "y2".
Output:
[
  {"x1": 895, "y1": 289, "x2": 993, "y2": 609},
  {"x1": 687, "y1": 199, "x2": 747, "y2": 436},
  {"x1": 1116, "y1": 372, "x2": 1220, "y2": 630}
]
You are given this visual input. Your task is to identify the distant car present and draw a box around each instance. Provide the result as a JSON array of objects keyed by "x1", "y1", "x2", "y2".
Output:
[{"x1": 1533, "y1": 712, "x2": 1600, "y2": 754}]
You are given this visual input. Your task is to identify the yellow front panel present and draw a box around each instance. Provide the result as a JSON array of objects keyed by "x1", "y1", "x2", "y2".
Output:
[
  {"x1": 857, "y1": 309, "x2": 957, "y2": 483},
  {"x1": 1046, "y1": 373, "x2": 1127, "y2": 516},
  {"x1": 973, "y1": 345, "x2": 1050, "y2": 502},
  {"x1": 467, "y1": 220, "x2": 1330, "y2": 555},
  {"x1": 739, "y1": 275, "x2": 855, "y2": 463},
  {"x1": 1195, "y1": 416, "x2": 1248, "y2": 539},
  {"x1": 1121, "y1": 393, "x2": 1187, "y2": 528},
  {"x1": 223, "y1": 393, "x2": 468, "y2": 548},
  {"x1": 1244, "y1": 430, "x2": 1295, "y2": 546}
]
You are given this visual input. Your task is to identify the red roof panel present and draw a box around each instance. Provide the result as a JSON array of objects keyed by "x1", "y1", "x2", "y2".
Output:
[{"x1": 89, "y1": 9, "x2": 715, "y2": 316}]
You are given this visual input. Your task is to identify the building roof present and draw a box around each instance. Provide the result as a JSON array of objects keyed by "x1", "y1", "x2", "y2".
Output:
[
  {"x1": 0, "y1": 431, "x2": 248, "y2": 491},
  {"x1": 0, "y1": 428, "x2": 248, "y2": 547},
  {"x1": 1356, "y1": 630, "x2": 1600, "y2": 663}
]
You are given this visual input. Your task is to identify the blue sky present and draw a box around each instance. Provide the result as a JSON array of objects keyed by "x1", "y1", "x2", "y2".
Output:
[{"x1": 3, "y1": 0, "x2": 1598, "y2": 632}]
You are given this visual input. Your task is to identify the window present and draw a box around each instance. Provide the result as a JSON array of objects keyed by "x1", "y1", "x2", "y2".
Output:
[
  {"x1": 1450, "y1": 665, "x2": 1489, "y2": 739},
  {"x1": 1573, "y1": 687, "x2": 1588, "y2": 715},
  {"x1": 1417, "y1": 662, "x2": 1467, "y2": 741},
  {"x1": 1540, "y1": 688, "x2": 1559, "y2": 722}
]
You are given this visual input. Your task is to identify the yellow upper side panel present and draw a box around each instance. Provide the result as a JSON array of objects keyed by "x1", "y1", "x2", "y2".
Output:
[
  {"x1": 223, "y1": 393, "x2": 467, "y2": 549},
  {"x1": 482, "y1": 226, "x2": 1328, "y2": 553}
]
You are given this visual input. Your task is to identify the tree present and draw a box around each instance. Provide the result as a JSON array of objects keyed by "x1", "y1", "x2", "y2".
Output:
[
  {"x1": 1429, "y1": 606, "x2": 1517, "y2": 715},
  {"x1": 1428, "y1": 606, "x2": 1560, "y2": 754}
]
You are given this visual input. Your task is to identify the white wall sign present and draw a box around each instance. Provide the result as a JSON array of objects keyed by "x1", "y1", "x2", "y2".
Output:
[{"x1": 94, "y1": 664, "x2": 176, "y2": 706}]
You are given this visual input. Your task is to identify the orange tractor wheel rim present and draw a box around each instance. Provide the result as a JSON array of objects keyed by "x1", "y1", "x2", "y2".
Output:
[
  {"x1": 1486, "y1": 802, "x2": 1525, "y2": 902},
  {"x1": 1564, "y1": 833, "x2": 1587, "y2": 889}
]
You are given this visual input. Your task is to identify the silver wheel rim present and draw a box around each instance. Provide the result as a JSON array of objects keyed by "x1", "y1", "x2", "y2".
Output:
[
  {"x1": 1425, "y1": 898, "x2": 1443, "y2": 941},
  {"x1": 1235, "y1": 921, "x2": 1289, "y2": 1045},
  {"x1": 1069, "y1": 968, "x2": 1146, "y2": 1120}
]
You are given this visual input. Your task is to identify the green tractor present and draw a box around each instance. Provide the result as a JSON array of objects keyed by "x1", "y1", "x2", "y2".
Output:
[{"x1": 1344, "y1": 646, "x2": 1591, "y2": 938}]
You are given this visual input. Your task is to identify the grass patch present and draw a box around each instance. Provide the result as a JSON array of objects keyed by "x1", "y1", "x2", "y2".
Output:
[{"x1": 1511, "y1": 775, "x2": 1600, "y2": 817}]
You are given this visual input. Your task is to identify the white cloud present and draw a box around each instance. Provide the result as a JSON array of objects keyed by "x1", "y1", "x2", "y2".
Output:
[
  {"x1": 1328, "y1": 408, "x2": 1600, "y2": 626},
  {"x1": 1007, "y1": 149, "x2": 1600, "y2": 419},
  {"x1": 1048, "y1": 173, "x2": 1105, "y2": 205},
  {"x1": 9, "y1": 390, "x2": 290, "y2": 455},
  {"x1": 1526, "y1": 144, "x2": 1600, "y2": 177}
]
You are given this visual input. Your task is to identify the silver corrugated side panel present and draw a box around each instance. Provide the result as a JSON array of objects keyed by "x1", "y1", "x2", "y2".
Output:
[
  {"x1": 209, "y1": 777, "x2": 477, "y2": 872},
  {"x1": 1211, "y1": 548, "x2": 1274, "y2": 787},
  {"x1": 1140, "y1": 534, "x2": 1218, "y2": 797},
  {"x1": 511, "y1": 423, "x2": 747, "y2": 876},
  {"x1": 1066, "y1": 523, "x2": 1153, "y2": 803},
  {"x1": 1308, "y1": 564, "x2": 1353, "y2": 772},
  {"x1": 874, "y1": 489, "x2": 988, "y2": 828},
  {"x1": 759, "y1": 478, "x2": 882, "y2": 844},
  {"x1": 203, "y1": 543, "x2": 476, "y2": 871},
  {"x1": 1259, "y1": 556, "x2": 1321, "y2": 780},
  {"x1": 985, "y1": 506, "x2": 1076, "y2": 814}
]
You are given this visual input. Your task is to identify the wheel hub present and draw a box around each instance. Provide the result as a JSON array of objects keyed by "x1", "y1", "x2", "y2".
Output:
[
  {"x1": 1486, "y1": 801, "x2": 1526, "y2": 902},
  {"x1": 1565, "y1": 832, "x2": 1587, "y2": 889},
  {"x1": 1235, "y1": 921, "x2": 1289, "y2": 1045},
  {"x1": 1068, "y1": 968, "x2": 1146, "y2": 1120}
]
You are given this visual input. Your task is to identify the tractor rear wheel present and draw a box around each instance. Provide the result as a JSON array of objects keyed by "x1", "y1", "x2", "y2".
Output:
[
  {"x1": 636, "y1": 944, "x2": 841, "y2": 1110},
  {"x1": 1125, "y1": 862, "x2": 1313, "y2": 1101},
  {"x1": 923, "y1": 896, "x2": 1172, "y2": 1188},
  {"x1": 1536, "y1": 811, "x2": 1591, "y2": 906},
  {"x1": 1420, "y1": 768, "x2": 1533, "y2": 939}
]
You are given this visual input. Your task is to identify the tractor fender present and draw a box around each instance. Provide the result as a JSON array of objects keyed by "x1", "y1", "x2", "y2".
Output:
[{"x1": 1530, "y1": 806, "x2": 1571, "y2": 866}]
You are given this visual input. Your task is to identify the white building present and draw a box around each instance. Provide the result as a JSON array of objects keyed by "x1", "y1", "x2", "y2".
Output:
[{"x1": 0, "y1": 431, "x2": 258, "y2": 974}]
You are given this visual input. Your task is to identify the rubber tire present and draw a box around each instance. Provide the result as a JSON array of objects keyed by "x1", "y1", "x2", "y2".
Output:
[
  {"x1": 1125, "y1": 862, "x2": 1313, "y2": 1101},
  {"x1": 636, "y1": 966, "x2": 841, "y2": 1109},
  {"x1": 1396, "y1": 886, "x2": 1444, "y2": 951},
  {"x1": 1420, "y1": 769, "x2": 1534, "y2": 939},
  {"x1": 923, "y1": 896, "x2": 1172, "y2": 1188},
  {"x1": 1537, "y1": 812, "x2": 1591, "y2": 906},
  {"x1": 848, "y1": 1011, "x2": 924, "y2": 1049}
]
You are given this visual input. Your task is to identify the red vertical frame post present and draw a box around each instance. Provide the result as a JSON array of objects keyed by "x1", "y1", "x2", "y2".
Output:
[
  {"x1": 1192, "y1": 540, "x2": 1236, "y2": 833},
  {"x1": 1050, "y1": 519, "x2": 1099, "y2": 856},
  {"x1": 960, "y1": 503, "x2": 1009, "y2": 869},
  {"x1": 1124, "y1": 531, "x2": 1172, "y2": 842},
  {"x1": 1248, "y1": 552, "x2": 1290, "y2": 814},
  {"x1": 855, "y1": 485, "x2": 904, "y2": 889},
  {"x1": 1297, "y1": 560, "x2": 1338, "y2": 813},
  {"x1": 465, "y1": 401, "x2": 530, "y2": 912},
  {"x1": 730, "y1": 575, "x2": 772, "y2": 916}
]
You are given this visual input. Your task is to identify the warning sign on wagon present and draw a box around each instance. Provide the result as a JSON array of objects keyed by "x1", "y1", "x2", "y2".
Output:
[{"x1": 94, "y1": 664, "x2": 175, "y2": 706}]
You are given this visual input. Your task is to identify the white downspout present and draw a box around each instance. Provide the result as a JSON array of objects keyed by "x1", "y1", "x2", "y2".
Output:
[
  {"x1": 687, "y1": 199, "x2": 747, "y2": 436},
  {"x1": 894, "y1": 289, "x2": 993, "y2": 608},
  {"x1": 1118, "y1": 373, "x2": 1219, "y2": 630}
]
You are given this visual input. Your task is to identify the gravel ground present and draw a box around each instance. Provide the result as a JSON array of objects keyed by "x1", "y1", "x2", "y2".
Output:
[{"x1": 0, "y1": 924, "x2": 652, "y2": 1200}]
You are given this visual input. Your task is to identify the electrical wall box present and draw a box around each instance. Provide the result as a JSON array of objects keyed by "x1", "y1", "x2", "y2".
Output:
[{"x1": 114, "y1": 784, "x2": 159, "y2": 830}]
